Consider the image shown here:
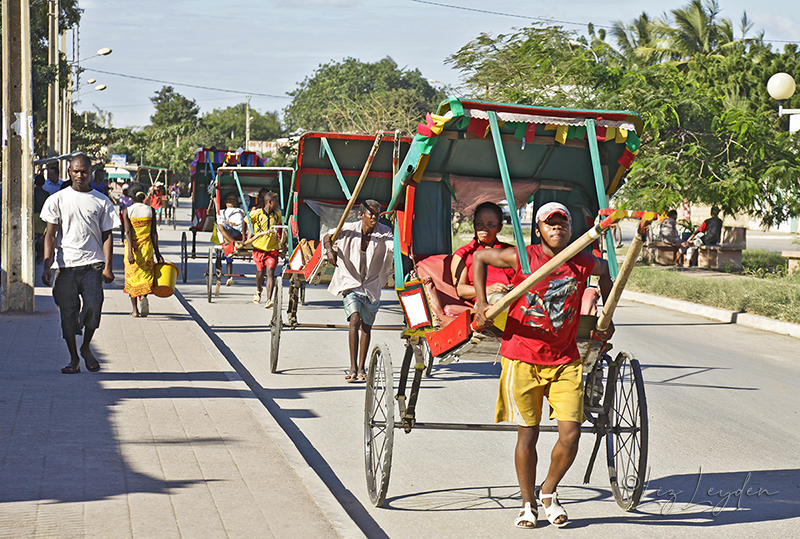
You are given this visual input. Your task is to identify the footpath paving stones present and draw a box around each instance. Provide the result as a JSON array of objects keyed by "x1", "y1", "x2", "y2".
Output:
[{"x1": 0, "y1": 282, "x2": 340, "y2": 538}]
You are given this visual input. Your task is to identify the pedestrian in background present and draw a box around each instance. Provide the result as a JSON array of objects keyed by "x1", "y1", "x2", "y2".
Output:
[
  {"x1": 118, "y1": 184, "x2": 133, "y2": 246},
  {"x1": 123, "y1": 182, "x2": 164, "y2": 317},
  {"x1": 91, "y1": 168, "x2": 110, "y2": 198},
  {"x1": 43, "y1": 162, "x2": 63, "y2": 195},
  {"x1": 33, "y1": 173, "x2": 50, "y2": 264},
  {"x1": 40, "y1": 154, "x2": 119, "y2": 374},
  {"x1": 148, "y1": 181, "x2": 165, "y2": 228}
]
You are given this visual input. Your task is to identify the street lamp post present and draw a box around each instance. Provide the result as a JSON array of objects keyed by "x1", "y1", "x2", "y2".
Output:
[
  {"x1": 76, "y1": 84, "x2": 107, "y2": 98},
  {"x1": 66, "y1": 47, "x2": 112, "y2": 159},
  {"x1": 767, "y1": 72, "x2": 800, "y2": 133}
]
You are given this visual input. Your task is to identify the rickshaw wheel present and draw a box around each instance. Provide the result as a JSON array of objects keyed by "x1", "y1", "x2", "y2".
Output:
[
  {"x1": 214, "y1": 250, "x2": 222, "y2": 297},
  {"x1": 206, "y1": 247, "x2": 214, "y2": 303},
  {"x1": 270, "y1": 275, "x2": 283, "y2": 373},
  {"x1": 364, "y1": 344, "x2": 395, "y2": 507},
  {"x1": 180, "y1": 232, "x2": 188, "y2": 283},
  {"x1": 421, "y1": 338, "x2": 434, "y2": 378},
  {"x1": 606, "y1": 351, "x2": 648, "y2": 511}
]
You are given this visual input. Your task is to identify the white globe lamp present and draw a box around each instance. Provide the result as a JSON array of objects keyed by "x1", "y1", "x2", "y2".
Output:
[{"x1": 767, "y1": 73, "x2": 796, "y2": 102}]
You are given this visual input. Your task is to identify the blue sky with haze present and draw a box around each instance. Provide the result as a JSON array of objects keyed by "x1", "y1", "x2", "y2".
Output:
[{"x1": 75, "y1": 0, "x2": 800, "y2": 128}]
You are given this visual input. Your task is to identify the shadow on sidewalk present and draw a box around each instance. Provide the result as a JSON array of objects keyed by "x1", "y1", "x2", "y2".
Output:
[
  {"x1": 0, "y1": 293, "x2": 202, "y2": 506},
  {"x1": 176, "y1": 291, "x2": 391, "y2": 539}
]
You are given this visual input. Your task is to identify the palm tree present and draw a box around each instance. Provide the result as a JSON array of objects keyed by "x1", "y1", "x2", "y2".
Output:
[
  {"x1": 610, "y1": 13, "x2": 665, "y2": 67},
  {"x1": 651, "y1": 0, "x2": 758, "y2": 64}
]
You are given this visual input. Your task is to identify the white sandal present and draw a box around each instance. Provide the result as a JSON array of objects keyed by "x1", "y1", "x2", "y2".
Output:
[
  {"x1": 538, "y1": 490, "x2": 568, "y2": 528},
  {"x1": 514, "y1": 501, "x2": 538, "y2": 529}
]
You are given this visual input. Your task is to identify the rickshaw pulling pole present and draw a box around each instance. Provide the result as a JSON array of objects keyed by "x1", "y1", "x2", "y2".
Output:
[
  {"x1": 328, "y1": 132, "x2": 385, "y2": 243},
  {"x1": 595, "y1": 211, "x2": 655, "y2": 332}
]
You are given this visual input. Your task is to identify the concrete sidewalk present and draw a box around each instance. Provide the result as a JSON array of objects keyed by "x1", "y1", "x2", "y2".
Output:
[{"x1": 0, "y1": 282, "x2": 353, "y2": 538}]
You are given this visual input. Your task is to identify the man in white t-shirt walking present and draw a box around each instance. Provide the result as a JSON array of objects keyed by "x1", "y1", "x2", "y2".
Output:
[{"x1": 41, "y1": 154, "x2": 119, "y2": 374}]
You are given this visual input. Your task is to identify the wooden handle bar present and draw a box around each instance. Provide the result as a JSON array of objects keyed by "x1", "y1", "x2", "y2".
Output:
[
  {"x1": 594, "y1": 213, "x2": 657, "y2": 332},
  {"x1": 330, "y1": 132, "x2": 384, "y2": 243},
  {"x1": 474, "y1": 209, "x2": 628, "y2": 329}
]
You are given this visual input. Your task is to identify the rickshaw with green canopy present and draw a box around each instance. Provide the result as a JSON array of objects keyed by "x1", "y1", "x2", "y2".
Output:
[
  {"x1": 196, "y1": 165, "x2": 293, "y2": 305},
  {"x1": 268, "y1": 131, "x2": 411, "y2": 374},
  {"x1": 362, "y1": 97, "x2": 655, "y2": 512},
  {"x1": 183, "y1": 148, "x2": 270, "y2": 262}
]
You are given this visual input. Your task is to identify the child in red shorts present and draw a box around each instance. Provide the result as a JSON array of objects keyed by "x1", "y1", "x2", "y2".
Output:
[{"x1": 249, "y1": 189, "x2": 285, "y2": 306}]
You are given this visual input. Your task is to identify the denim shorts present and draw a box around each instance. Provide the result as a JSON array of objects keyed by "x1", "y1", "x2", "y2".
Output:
[
  {"x1": 342, "y1": 290, "x2": 380, "y2": 326},
  {"x1": 52, "y1": 262, "x2": 105, "y2": 338}
]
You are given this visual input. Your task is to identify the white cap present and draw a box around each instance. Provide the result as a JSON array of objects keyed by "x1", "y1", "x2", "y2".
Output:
[{"x1": 535, "y1": 202, "x2": 571, "y2": 226}]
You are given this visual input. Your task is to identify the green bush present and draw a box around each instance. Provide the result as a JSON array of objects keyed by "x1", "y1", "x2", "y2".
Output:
[
  {"x1": 627, "y1": 265, "x2": 800, "y2": 324},
  {"x1": 742, "y1": 249, "x2": 788, "y2": 277}
]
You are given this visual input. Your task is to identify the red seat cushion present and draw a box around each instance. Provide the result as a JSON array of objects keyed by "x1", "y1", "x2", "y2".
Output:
[{"x1": 416, "y1": 254, "x2": 474, "y2": 327}]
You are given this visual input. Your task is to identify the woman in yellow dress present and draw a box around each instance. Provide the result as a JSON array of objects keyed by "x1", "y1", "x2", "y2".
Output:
[{"x1": 123, "y1": 182, "x2": 164, "y2": 317}]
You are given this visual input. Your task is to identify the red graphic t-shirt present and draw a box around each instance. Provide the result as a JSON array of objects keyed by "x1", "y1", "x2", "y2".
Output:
[
  {"x1": 500, "y1": 244, "x2": 596, "y2": 366},
  {"x1": 454, "y1": 238, "x2": 516, "y2": 287}
]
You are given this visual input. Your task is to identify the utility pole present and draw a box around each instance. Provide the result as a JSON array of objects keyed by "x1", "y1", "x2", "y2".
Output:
[
  {"x1": 245, "y1": 96, "x2": 251, "y2": 151},
  {"x1": 61, "y1": 29, "x2": 72, "y2": 157},
  {"x1": 2, "y1": 0, "x2": 36, "y2": 312},
  {"x1": 46, "y1": 0, "x2": 59, "y2": 159}
]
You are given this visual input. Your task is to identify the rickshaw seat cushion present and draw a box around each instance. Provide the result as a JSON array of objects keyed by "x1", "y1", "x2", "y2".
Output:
[
  {"x1": 581, "y1": 288, "x2": 599, "y2": 316},
  {"x1": 415, "y1": 254, "x2": 474, "y2": 324}
]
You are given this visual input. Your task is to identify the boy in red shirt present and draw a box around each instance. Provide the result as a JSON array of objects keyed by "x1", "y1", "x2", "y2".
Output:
[{"x1": 473, "y1": 202, "x2": 614, "y2": 529}]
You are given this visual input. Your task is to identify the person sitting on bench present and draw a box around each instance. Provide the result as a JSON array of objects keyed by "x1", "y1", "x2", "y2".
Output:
[
  {"x1": 682, "y1": 206, "x2": 722, "y2": 267},
  {"x1": 658, "y1": 209, "x2": 684, "y2": 265},
  {"x1": 216, "y1": 192, "x2": 246, "y2": 286}
]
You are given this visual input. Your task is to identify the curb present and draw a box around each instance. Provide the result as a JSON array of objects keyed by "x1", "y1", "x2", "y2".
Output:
[
  {"x1": 169, "y1": 290, "x2": 368, "y2": 539},
  {"x1": 621, "y1": 290, "x2": 800, "y2": 339}
]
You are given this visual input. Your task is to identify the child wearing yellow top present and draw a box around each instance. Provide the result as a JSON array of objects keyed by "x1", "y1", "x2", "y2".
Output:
[{"x1": 249, "y1": 189, "x2": 285, "y2": 306}]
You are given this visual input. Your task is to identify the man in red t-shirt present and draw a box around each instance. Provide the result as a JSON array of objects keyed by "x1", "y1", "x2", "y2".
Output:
[{"x1": 472, "y1": 202, "x2": 614, "y2": 529}]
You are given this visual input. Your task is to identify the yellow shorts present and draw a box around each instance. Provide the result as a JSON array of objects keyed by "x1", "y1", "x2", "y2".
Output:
[{"x1": 495, "y1": 356, "x2": 584, "y2": 427}]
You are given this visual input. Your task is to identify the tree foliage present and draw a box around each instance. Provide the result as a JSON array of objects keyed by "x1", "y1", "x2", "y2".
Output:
[
  {"x1": 201, "y1": 103, "x2": 282, "y2": 148},
  {"x1": 283, "y1": 57, "x2": 445, "y2": 134},
  {"x1": 446, "y1": 2, "x2": 800, "y2": 227},
  {"x1": 149, "y1": 86, "x2": 200, "y2": 127}
]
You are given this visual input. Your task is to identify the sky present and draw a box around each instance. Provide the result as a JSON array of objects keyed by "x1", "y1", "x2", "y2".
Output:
[{"x1": 74, "y1": 0, "x2": 800, "y2": 129}]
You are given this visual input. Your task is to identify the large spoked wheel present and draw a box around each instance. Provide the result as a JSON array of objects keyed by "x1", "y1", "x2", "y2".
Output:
[
  {"x1": 214, "y1": 250, "x2": 222, "y2": 297},
  {"x1": 270, "y1": 274, "x2": 283, "y2": 373},
  {"x1": 206, "y1": 247, "x2": 214, "y2": 303},
  {"x1": 606, "y1": 351, "x2": 648, "y2": 510},
  {"x1": 421, "y1": 338, "x2": 435, "y2": 378},
  {"x1": 364, "y1": 344, "x2": 395, "y2": 507},
  {"x1": 180, "y1": 232, "x2": 188, "y2": 283}
]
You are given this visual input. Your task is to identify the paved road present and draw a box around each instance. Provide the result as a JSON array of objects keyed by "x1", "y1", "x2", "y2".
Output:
[{"x1": 165, "y1": 203, "x2": 800, "y2": 538}]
